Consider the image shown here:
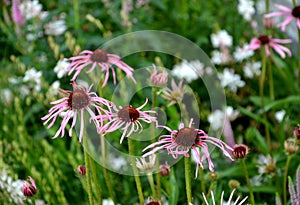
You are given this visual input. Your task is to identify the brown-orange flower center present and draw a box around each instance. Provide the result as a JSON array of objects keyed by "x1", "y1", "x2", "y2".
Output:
[
  {"x1": 90, "y1": 49, "x2": 108, "y2": 63},
  {"x1": 258, "y1": 35, "x2": 270, "y2": 45},
  {"x1": 68, "y1": 90, "x2": 90, "y2": 110},
  {"x1": 118, "y1": 106, "x2": 140, "y2": 122},
  {"x1": 175, "y1": 127, "x2": 198, "y2": 147},
  {"x1": 292, "y1": 6, "x2": 300, "y2": 18}
]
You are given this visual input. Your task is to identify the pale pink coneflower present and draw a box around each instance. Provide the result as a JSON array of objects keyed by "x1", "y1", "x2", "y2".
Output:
[
  {"x1": 65, "y1": 49, "x2": 136, "y2": 87},
  {"x1": 41, "y1": 81, "x2": 112, "y2": 142},
  {"x1": 248, "y1": 35, "x2": 292, "y2": 58},
  {"x1": 148, "y1": 65, "x2": 168, "y2": 86},
  {"x1": 22, "y1": 176, "x2": 37, "y2": 197},
  {"x1": 97, "y1": 98, "x2": 157, "y2": 144},
  {"x1": 12, "y1": 0, "x2": 24, "y2": 25},
  {"x1": 136, "y1": 154, "x2": 156, "y2": 173},
  {"x1": 143, "y1": 119, "x2": 234, "y2": 178},
  {"x1": 161, "y1": 79, "x2": 185, "y2": 107},
  {"x1": 202, "y1": 189, "x2": 248, "y2": 205},
  {"x1": 265, "y1": 4, "x2": 300, "y2": 32}
]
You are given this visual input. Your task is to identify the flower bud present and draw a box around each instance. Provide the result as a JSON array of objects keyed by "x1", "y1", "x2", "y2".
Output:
[
  {"x1": 262, "y1": 17, "x2": 275, "y2": 29},
  {"x1": 159, "y1": 162, "x2": 170, "y2": 177},
  {"x1": 284, "y1": 138, "x2": 299, "y2": 155},
  {"x1": 22, "y1": 176, "x2": 37, "y2": 197},
  {"x1": 149, "y1": 65, "x2": 168, "y2": 86},
  {"x1": 77, "y1": 165, "x2": 86, "y2": 176},
  {"x1": 228, "y1": 179, "x2": 240, "y2": 189},
  {"x1": 294, "y1": 124, "x2": 300, "y2": 140},
  {"x1": 232, "y1": 144, "x2": 249, "y2": 159}
]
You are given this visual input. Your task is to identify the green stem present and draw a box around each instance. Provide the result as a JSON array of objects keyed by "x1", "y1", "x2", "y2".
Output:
[
  {"x1": 293, "y1": 0, "x2": 300, "y2": 87},
  {"x1": 89, "y1": 157, "x2": 102, "y2": 205},
  {"x1": 297, "y1": 30, "x2": 300, "y2": 88},
  {"x1": 283, "y1": 155, "x2": 292, "y2": 205},
  {"x1": 100, "y1": 134, "x2": 117, "y2": 204},
  {"x1": 241, "y1": 159, "x2": 255, "y2": 205},
  {"x1": 265, "y1": 0, "x2": 269, "y2": 13},
  {"x1": 199, "y1": 168, "x2": 206, "y2": 193},
  {"x1": 184, "y1": 157, "x2": 192, "y2": 204},
  {"x1": 260, "y1": 50, "x2": 272, "y2": 151},
  {"x1": 73, "y1": 0, "x2": 80, "y2": 34},
  {"x1": 84, "y1": 136, "x2": 95, "y2": 205},
  {"x1": 268, "y1": 59, "x2": 274, "y2": 101},
  {"x1": 151, "y1": 87, "x2": 162, "y2": 200},
  {"x1": 128, "y1": 138, "x2": 144, "y2": 205},
  {"x1": 147, "y1": 173, "x2": 157, "y2": 199}
]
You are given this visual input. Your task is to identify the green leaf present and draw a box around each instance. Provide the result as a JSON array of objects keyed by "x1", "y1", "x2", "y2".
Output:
[
  {"x1": 262, "y1": 96, "x2": 300, "y2": 113},
  {"x1": 246, "y1": 127, "x2": 269, "y2": 154}
]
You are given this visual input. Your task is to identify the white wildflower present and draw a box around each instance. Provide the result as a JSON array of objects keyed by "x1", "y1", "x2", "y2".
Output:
[
  {"x1": 103, "y1": 199, "x2": 114, "y2": 205},
  {"x1": 44, "y1": 13, "x2": 67, "y2": 36},
  {"x1": 243, "y1": 62, "x2": 261, "y2": 78},
  {"x1": 218, "y1": 68, "x2": 245, "y2": 92},
  {"x1": 211, "y1": 30, "x2": 233, "y2": 48},
  {"x1": 211, "y1": 50, "x2": 231, "y2": 65},
  {"x1": 172, "y1": 60, "x2": 205, "y2": 83},
  {"x1": 233, "y1": 44, "x2": 254, "y2": 62},
  {"x1": 23, "y1": 68, "x2": 42, "y2": 91},
  {"x1": 275, "y1": 110, "x2": 286, "y2": 123},
  {"x1": 109, "y1": 154, "x2": 127, "y2": 171},
  {"x1": 208, "y1": 106, "x2": 239, "y2": 131},
  {"x1": 48, "y1": 81, "x2": 60, "y2": 96},
  {"x1": 54, "y1": 59, "x2": 70, "y2": 79},
  {"x1": 238, "y1": 0, "x2": 255, "y2": 21},
  {"x1": 19, "y1": 0, "x2": 42, "y2": 20},
  {"x1": 2, "y1": 89, "x2": 13, "y2": 104}
]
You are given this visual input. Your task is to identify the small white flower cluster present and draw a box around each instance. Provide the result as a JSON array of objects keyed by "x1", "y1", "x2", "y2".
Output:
[
  {"x1": 18, "y1": 0, "x2": 67, "y2": 40},
  {"x1": 210, "y1": 30, "x2": 233, "y2": 65},
  {"x1": 23, "y1": 68, "x2": 42, "y2": 91},
  {"x1": 218, "y1": 68, "x2": 245, "y2": 92},
  {"x1": 243, "y1": 61, "x2": 261, "y2": 78},
  {"x1": 237, "y1": 0, "x2": 255, "y2": 21},
  {"x1": 233, "y1": 44, "x2": 254, "y2": 62},
  {"x1": 171, "y1": 60, "x2": 212, "y2": 83},
  {"x1": 54, "y1": 59, "x2": 70, "y2": 79},
  {"x1": 0, "y1": 170, "x2": 25, "y2": 204},
  {"x1": 42, "y1": 13, "x2": 67, "y2": 36},
  {"x1": 211, "y1": 30, "x2": 233, "y2": 48},
  {"x1": 208, "y1": 106, "x2": 239, "y2": 131}
]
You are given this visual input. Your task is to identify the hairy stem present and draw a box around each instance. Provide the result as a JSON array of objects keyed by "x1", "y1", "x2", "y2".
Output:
[
  {"x1": 185, "y1": 157, "x2": 193, "y2": 204},
  {"x1": 100, "y1": 134, "x2": 117, "y2": 204},
  {"x1": 128, "y1": 138, "x2": 144, "y2": 205},
  {"x1": 241, "y1": 159, "x2": 255, "y2": 205},
  {"x1": 151, "y1": 87, "x2": 162, "y2": 200},
  {"x1": 83, "y1": 135, "x2": 95, "y2": 205},
  {"x1": 89, "y1": 157, "x2": 102, "y2": 205},
  {"x1": 283, "y1": 155, "x2": 292, "y2": 205},
  {"x1": 260, "y1": 50, "x2": 271, "y2": 150},
  {"x1": 147, "y1": 173, "x2": 157, "y2": 199}
]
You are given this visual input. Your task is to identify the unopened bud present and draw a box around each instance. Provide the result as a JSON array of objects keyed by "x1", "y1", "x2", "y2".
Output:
[
  {"x1": 228, "y1": 179, "x2": 240, "y2": 189},
  {"x1": 77, "y1": 165, "x2": 86, "y2": 176},
  {"x1": 232, "y1": 144, "x2": 249, "y2": 159},
  {"x1": 159, "y1": 162, "x2": 170, "y2": 176},
  {"x1": 284, "y1": 138, "x2": 299, "y2": 155},
  {"x1": 22, "y1": 176, "x2": 37, "y2": 197}
]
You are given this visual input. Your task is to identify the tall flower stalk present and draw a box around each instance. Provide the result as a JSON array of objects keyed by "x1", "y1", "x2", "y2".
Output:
[
  {"x1": 128, "y1": 138, "x2": 144, "y2": 205},
  {"x1": 83, "y1": 134, "x2": 95, "y2": 205},
  {"x1": 100, "y1": 133, "x2": 117, "y2": 204},
  {"x1": 185, "y1": 156, "x2": 193, "y2": 204},
  {"x1": 259, "y1": 50, "x2": 271, "y2": 150}
]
